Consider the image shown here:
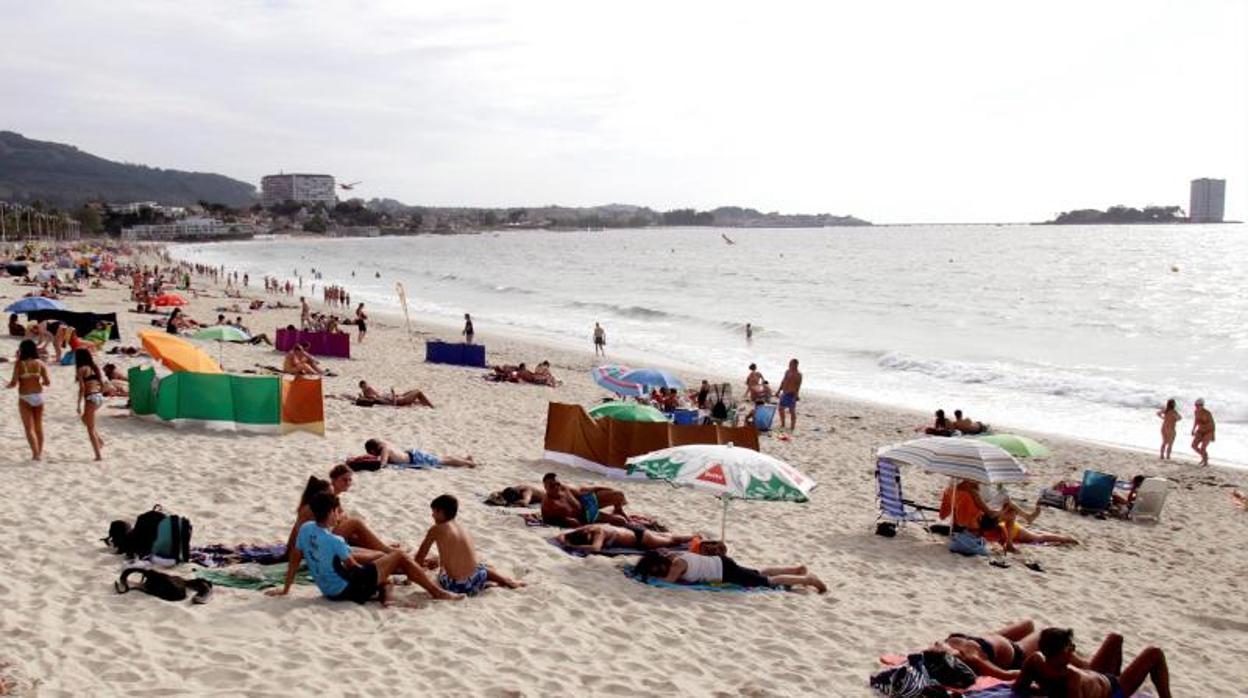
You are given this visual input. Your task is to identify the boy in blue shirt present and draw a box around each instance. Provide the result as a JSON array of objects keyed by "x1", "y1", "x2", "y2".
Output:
[{"x1": 273, "y1": 491, "x2": 462, "y2": 605}]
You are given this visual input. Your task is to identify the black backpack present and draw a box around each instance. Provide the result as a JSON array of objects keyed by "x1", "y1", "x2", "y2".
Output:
[
  {"x1": 710, "y1": 385, "x2": 728, "y2": 420},
  {"x1": 103, "y1": 506, "x2": 193, "y2": 562}
]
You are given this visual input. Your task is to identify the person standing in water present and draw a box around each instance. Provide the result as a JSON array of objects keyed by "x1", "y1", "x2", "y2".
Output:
[
  {"x1": 745, "y1": 323, "x2": 753, "y2": 341},
  {"x1": 1191, "y1": 398, "x2": 1215, "y2": 466},
  {"x1": 593, "y1": 322, "x2": 606, "y2": 357},
  {"x1": 462, "y1": 313, "x2": 475, "y2": 344},
  {"x1": 1155, "y1": 399, "x2": 1181, "y2": 460},
  {"x1": 777, "y1": 358, "x2": 803, "y2": 431}
]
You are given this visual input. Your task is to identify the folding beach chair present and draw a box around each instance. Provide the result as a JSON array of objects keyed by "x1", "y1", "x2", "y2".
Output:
[
  {"x1": 1077, "y1": 470, "x2": 1116, "y2": 515},
  {"x1": 706, "y1": 383, "x2": 738, "y2": 427},
  {"x1": 875, "y1": 458, "x2": 939, "y2": 533},
  {"x1": 1128, "y1": 477, "x2": 1171, "y2": 523}
]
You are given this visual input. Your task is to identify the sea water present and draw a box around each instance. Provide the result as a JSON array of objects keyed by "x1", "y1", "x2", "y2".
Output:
[{"x1": 173, "y1": 223, "x2": 1247, "y2": 466}]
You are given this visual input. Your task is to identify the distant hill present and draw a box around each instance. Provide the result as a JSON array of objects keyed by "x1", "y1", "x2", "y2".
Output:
[{"x1": 0, "y1": 131, "x2": 255, "y2": 208}]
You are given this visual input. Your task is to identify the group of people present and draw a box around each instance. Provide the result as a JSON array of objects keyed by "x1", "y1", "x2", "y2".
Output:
[
  {"x1": 1156, "y1": 397, "x2": 1215, "y2": 465},
  {"x1": 298, "y1": 297, "x2": 368, "y2": 342},
  {"x1": 922, "y1": 408, "x2": 990, "y2": 437},
  {"x1": 487, "y1": 361, "x2": 559, "y2": 386},
  {"x1": 7, "y1": 339, "x2": 110, "y2": 461},
  {"x1": 744, "y1": 359, "x2": 803, "y2": 429}
]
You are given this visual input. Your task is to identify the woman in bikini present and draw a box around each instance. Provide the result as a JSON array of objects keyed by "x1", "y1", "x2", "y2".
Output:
[
  {"x1": 7, "y1": 339, "x2": 50, "y2": 460},
  {"x1": 1155, "y1": 399, "x2": 1180, "y2": 460},
  {"x1": 74, "y1": 348, "x2": 106, "y2": 461}
]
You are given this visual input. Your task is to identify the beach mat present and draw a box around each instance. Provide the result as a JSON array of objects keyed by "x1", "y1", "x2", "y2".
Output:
[
  {"x1": 192, "y1": 564, "x2": 311, "y2": 591},
  {"x1": 621, "y1": 564, "x2": 781, "y2": 594},
  {"x1": 191, "y1": 543, "x2": 287, "y2": 568},
  {"x1": 546, "y1": 537, "x2": 689, "y2": 558}
]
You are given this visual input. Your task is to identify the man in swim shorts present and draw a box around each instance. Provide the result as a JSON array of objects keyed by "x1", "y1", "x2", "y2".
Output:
[
  {"x1": 777, "y1": 358, "x2": 803, "y2": 430},
  {"x1": 1014, "y1": 627, "x2": 1171, "y2": 698},
  {"x1": 415, "y1": 495, "x2": 523, "y2": 596},
  {"x1": 364, "y1": 438, "x2": 476, "y2": 468},
  {"x1": 540, "y1": 473, "x2": 631, "y2": 527},
  {"x1": 1191, "y1": 398, "x2": 1215, "y2": 466}
]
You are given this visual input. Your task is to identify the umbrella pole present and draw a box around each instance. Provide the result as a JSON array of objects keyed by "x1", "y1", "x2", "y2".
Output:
[{"x1": 720, "y1": 496, "x2": 729, "y2": 542}]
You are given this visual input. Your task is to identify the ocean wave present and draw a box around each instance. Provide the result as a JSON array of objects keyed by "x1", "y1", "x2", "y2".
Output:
[
  {"x1": 567, "y1": 300, "x2": 674, "y2": 321},
  {"x1": 878, "y1": 352, "x2": 1248, "y2": 422}
]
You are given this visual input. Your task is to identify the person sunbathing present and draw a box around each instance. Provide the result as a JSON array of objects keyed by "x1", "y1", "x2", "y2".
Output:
[
  {"x1": 7, "y1": 314, "x2": 23, "y2": 337},
  {"x1": 101, "y1": 364, "x2": 129, "y2": 397},
  {"x1": 1014, "y1": 627, "x2": 1171, "y2": 698},
  {"x1": 414, "y1": 495, "x2": 523, "y2": 596},
  {"x1": 357, "y1": 380, "x2": 433, "y2": 408},
  {"x1": 922, "y1": 409, "x2": 956, "y2": 436},
  {"x1": 530, "y1": 360, "x2": 559, "y2": 386},
  {"x1": 942, "y1": 481, "x2": 1076, "y2": 551},
  {"x1": 952, "y1": 409, "x2": 989, "y2": 434},
  {"x1": 363, "y1": 438, "x2": 476, "y2": 468},
  {"x1": 555, "y1": 523, "x2": 695, "y2": 553},
  {"x1": 283, "y1": 343, "x2": 323, "y2": 375},
  {"x1": 635, "y1": 550, "x2": 827, "y2": 593},
  {"x1": 1232, "y1": 490, "x2": 1247, "y2": 511},
  {"x1": 540, "y1": 472, "x2": 631, "y2": 527},
  {"x1": 268, "y1": 491, "x2": 461, "y2": 604},
  {"x1": 484, "y1": 485, "x2": 544, "y2": 507}
]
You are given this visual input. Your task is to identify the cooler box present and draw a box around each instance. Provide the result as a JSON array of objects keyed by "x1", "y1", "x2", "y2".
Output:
[
  {"x1": 425, "y1": 341, "x2": 487, "y2": 368},
  {"x1": 672, "y1": 409, "x2": 700, "y2": 426}
]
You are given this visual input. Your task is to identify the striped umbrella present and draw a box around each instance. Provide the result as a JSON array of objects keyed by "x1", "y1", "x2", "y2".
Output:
[
  {"x1": 591, "y1": 365, "x2": 645, "y2": 397},
  {"x1": 876, "y1": 437, "x2": 1028, "y2": 484},
  {"x1": 620, "y1": 367, "x2": 685, "y2": 390}
]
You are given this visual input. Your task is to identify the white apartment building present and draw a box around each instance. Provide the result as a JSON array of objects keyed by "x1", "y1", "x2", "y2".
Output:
[
  {"x1": 261, "y1": 173, "x2": 337, "y2": 208},
  {"x1": 121, "y1": 217, "x2": 252, "y2": 240},
  {"x1": 1189, "y1": 178, "x2": 1226, "y2": 223}
]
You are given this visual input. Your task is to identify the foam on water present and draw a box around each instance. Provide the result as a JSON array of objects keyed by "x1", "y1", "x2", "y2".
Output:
[{"x1": 173, "y1": 223, "x2": 1248, "y2": 465}]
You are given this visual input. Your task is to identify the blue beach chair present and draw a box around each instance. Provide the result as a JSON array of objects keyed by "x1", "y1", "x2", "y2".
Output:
[
  {"x1": 753, "y1": 404, "x2": 777, "y2": 431},
  {"x1": 875, "y1": 459, "x2": 939, "y2": 532},
  {"x1": 1077, "y1": 470, "x2": 1116, "y2": 515}
]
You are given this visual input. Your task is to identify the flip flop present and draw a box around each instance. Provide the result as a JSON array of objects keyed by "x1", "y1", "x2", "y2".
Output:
[
  {"x1": 1024, "y1": 561, "x2": 1045, "y2": 573},
  {"x1": 989, "y1": 558, "x2": 1011, "y2": 569}
]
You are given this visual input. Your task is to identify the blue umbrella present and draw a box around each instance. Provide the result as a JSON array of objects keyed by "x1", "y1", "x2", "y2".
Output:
[
  {"x1": 5, "y1": 297, "x2": 66, "y2": 313},
  {"x1": 592, "y1": 365, "x2": 646, "y2": 397},
  {"x1": 621, "y1": 367, "x2": 685, "y2": 390}
]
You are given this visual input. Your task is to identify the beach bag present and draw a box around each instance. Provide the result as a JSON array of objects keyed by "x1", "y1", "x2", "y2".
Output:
[
  {"x1": 115, "y1": 568, "x2": 212, "y2": 604},
  {"x1": 869, "y1": 653, "x2": 948, "y2": 698},
  {"x1": 710, "y1": 386, "x2": 728, "y2": 420},
  {"x1": 922, "y1": 651, "x2": 975, "y2": 689},
  {"x1": 948, "y1": 530, "x2": 987, "y2": 557},
  {"x1": 113, "y1": 506, "x2": 192, "y2": 561},
  {"x1": 152, "y1": 514, "x2": 193, "y2": 562}
]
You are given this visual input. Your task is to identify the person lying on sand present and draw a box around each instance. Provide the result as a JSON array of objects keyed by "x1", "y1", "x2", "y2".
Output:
[
  {"x1": 555, "y1": 523, "x2": 694, "y2": 553},
  {"x1": 101, "y1": 364, "x2": 128, "y2": 397},
  {"x1": 932, "y1": 619, "x2": 1081, "y2": 682},
  {"x1": 922, "y1": 409, "x2": 956, "y2": 437},
  {"x1": 364, "y1": 438, "x2": 476, "y2": 468},
  {"x1": 953, "y1": 409, "x2": 989, "y2": 434},
  {"x1": 942, "y1": 481, "x2": 1076, "y2": 551},
  {"x1": 541, "y1": 472, "x2": 631, "y2": 527},
  {"x1": 1014, "y1": 627, "x2": 1171, "y2": 698},
  {"x1": 1232, "y1": 490, "x2": 1247, "y2": 511},
  {"x1": 356, "y1": 380, "x2": 433, "y2": 408},
  {"x1": 484, "y1": 485, "x2": 544, "y2": 507},
  {"x1": 635, "y1": 550, "x2": 826, "y2": 593},
  {"x1": 283, "y1": 343, "x2": 324, "y2": 376},
  {"x1": 268, "y1": 491, "x2": 461, "y2": 605},
  {"x1": 414, "y1": 494, "x2": 523, "y2": 596}
]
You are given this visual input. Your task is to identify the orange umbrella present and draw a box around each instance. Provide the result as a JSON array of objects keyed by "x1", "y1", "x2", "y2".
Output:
[
  {"x1": 153, "y1": 293, "x2": 188, "y2": 306},
  {"x1": 138, "y1": 331, "x2": 223, "y2": 373}
]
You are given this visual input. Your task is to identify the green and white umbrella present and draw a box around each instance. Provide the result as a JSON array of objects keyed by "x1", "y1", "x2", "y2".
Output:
[
  {"x1": 588, "y1": 401, "x2": 668, "y2": 423},
  {"x1": 192, "y1": 326, "x2": 249, "y2": 343},
  {"x1": 625, "y1": 443, "x2": 817, "y2": 540},
  {"x1": 978, "y1": 434, "x2": 1051, "y2": 458}
]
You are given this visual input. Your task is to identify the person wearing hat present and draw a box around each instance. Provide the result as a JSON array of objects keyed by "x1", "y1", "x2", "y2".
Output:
[{"x1": 1191, "y1": 398, "x2": 1215, "y2": 466}]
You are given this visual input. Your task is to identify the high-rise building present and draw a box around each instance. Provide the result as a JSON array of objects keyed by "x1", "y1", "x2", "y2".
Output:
[
  {"x1": 1189, "y1": 178, "x2": 1226, "y2": 223},
  {"x1": 261, "y1": 173, "x2": 337, "y2": 208}
]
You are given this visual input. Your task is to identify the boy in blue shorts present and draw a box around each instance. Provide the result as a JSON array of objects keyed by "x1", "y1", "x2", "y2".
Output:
[
  {"x1": 269, "y1": 491, "x2": 462, "y2": 605},
  {"x1": 364, "y1": 438, "x2": 477, "y2": 468},
  {"x1": 415, "y1": 494, "x2": 524, "y2": 596}
]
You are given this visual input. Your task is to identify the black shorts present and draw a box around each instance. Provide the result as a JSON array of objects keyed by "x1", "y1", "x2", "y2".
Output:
[
  {"x1": 720, "y1": 556, "x2": 771, "y2": 587},
  {"x1": 331, "y1": 562, "x2": 381, "y2": 604},
  {"x1": 357, "y1": 320, "x2": 367, "y2": 333}
]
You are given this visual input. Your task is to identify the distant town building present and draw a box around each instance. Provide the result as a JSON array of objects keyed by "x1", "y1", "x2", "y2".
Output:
[
  {"x1": 107, "y1": 201, "x2": 187, "y2": 218},
  {"x1": 121, "y1": 217, "x2": 252, "y2": 241},
  {"x1": 261, "y1": 173, "x2": 337, "y2": 208},
  {"x1": 1190, "y1": 178, "x2": 1226, "y2": 223}
]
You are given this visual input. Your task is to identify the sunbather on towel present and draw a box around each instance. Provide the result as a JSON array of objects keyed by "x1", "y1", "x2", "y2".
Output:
[
  {"x1": 1014, "y1": 627, "x2": 1172, "y2": 698},
  {"x1": 414, "y1": 494, "x2": 523, "y2": 596},
  {"x1": 931, "y1": 619, "x2": 1081, "y2": 681},
  {"x1": 635, "y1": 550, "x2": 827, "y2": 593},
  {"x1": 357, "y1": 380, "x2": 433, "y2": 408},
  {"x1": 283, "y1": 343, "x2": 323, "y2": 376},
  {"x1": 541, "y1": 472, "x2": 631, "y2": 527},
  {"x1": 268, "y1": 491, "x2": 461, "y2": 604},
  {"x1": 484, "y1": 485, "x2": 544, "y2": 507},
  {"x1": 555, "y1": 524, "x2": 694, "y2": 553},
  {"x1": 952, "y1": 409, "x2": 989, "y2": 434},
  {"x1": 364, "y1": 438, "x2": 476, "y2": 468}
]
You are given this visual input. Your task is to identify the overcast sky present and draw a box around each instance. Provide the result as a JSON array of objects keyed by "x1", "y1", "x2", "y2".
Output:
[{"x1": 5, "y1": 1, "x2": 1246, "y2": 223}]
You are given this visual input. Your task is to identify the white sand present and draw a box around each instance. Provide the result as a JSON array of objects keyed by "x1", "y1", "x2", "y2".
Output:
[{"x1": 2, "y1": 269, "x2": 1246, "y2": 696}]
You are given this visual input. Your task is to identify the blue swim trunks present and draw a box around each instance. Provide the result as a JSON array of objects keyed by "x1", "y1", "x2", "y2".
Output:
[
  {"x1": 406, "y1": 448, "x2": 442, "y2": 468},
  {"x1": 577, "y1": 492, "x2": 600, "y2": 524},
  {"x1": 438, "y1": 564, "x2": 488, "y2": 595},
  {"x1": 779, "y1": 393, "x2": 798, "y2": 409}
]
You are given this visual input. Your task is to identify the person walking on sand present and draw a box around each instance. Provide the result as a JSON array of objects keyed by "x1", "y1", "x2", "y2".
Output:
[
  {"x1": 1191, "y1": 398, "x2": 1215, "y2": 466},
  {"x1": 300, "y1": 296, "x2": 310, "y2": 329},
  {"x1": 462, "y1": 313, "x2": 475, "y2": 344},
  {"x1": 1156, "y1": 399, "x2": 1181, "y2": 460},
  {"x1": 777, "y1": 358, "x2": 803, "y2": 431},
  {"x1": 355, "y1": 303, "x2": 367, "y2": 343},
  {"x1": 8, "y1": 339, "x2": 50, "y2": 460},
  {"x1": 74, "y1": 348, "x2": 105, "y2": 461},
  {"x1": 593, "y1": 322, "x2": 606, "y2": 357}
]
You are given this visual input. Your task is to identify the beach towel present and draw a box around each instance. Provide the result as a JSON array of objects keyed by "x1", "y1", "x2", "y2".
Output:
[
  {"x1": 621, "y1": 564, "x2": 780, "y2": 593},
  {"x1": 546, "y1": 537, "x2": 689, "y2": 558},
  {"x1": 192, "y1": 564, "x2": 312, "y2": 591},
  {"x1": 874, "y1": 654, "x2": 1155, "y2": 697},
  {"x1": 190, "y1": 543, "x2": 288, "y2": 568}
]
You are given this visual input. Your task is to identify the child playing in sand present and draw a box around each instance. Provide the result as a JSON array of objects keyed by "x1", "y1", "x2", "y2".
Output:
[
  {"x1": 269, "y1": 491, "x2": 461, "y2": 605},
  {"x1": 364, "y1": 439, "x2": 476, "y2": 468},
  {"x1": 415, "y1": 495, "x2": 523, "y2": 596}
]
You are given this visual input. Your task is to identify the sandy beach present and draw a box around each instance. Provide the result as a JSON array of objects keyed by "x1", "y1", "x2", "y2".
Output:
[{"x1": 2, "y1": 262, "x2": 1246, "y2": 697}]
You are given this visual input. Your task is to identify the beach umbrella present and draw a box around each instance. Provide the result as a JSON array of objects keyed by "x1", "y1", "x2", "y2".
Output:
[
  {"x1": 587, "y1": 401, "x2": 668, "y2": 422},
  {"x1": 192, "y1": 326, "x2": 249, "y2": 343},
  {"x1": 138, "y1": 330, "x2": 223, "y2": 374},
  {"x1": 591, "y1": 365, "x2": 646, "y2": 397},
  {"x1": 626, "y1": 443, "x2": 817, "y2": 540},
  {"x1": 978, "y1": 434, "x2": 1051, "y2": 458},
  {"x1": 876, "y1": 437, "x2": 1028, "y2": 485},
  {"x1": 152, "y1": 293, "x2": 188, "y2": 307},
  {"x1": 620, "y1": 367, "x2": 685, "y2": 390},
  {"x1": 5, "y1": 296, "x2": 66, "y2": 313}
]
